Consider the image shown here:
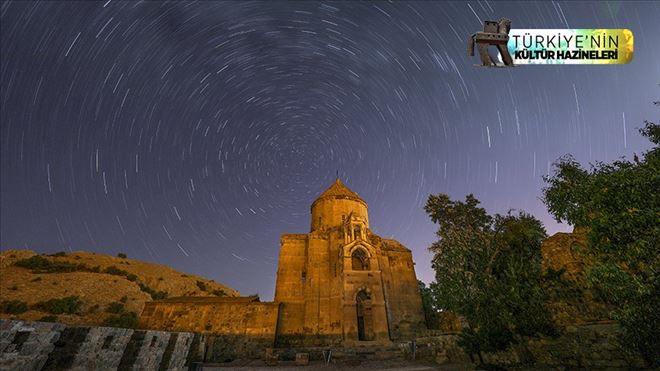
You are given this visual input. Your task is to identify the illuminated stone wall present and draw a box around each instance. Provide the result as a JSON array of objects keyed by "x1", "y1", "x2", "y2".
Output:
[{"x1": 138, "y1": 296, "x2": 279, "y2": 339}]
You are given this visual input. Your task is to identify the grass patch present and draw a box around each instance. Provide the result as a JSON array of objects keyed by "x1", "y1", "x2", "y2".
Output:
[
  {"x1": 102, "y1": 311, "x2": 138, "y2": 329},
  {"x1": 39, "y1": 315, "x2": 58, "y2": 322},
  {"x1": 106, "y1": 302, "x2": 125, "y2": 314},
  {"x1": 196, "y1": 280, "x2": 207, "y2": 291},
  {"x1": 104, "y1": 265, "x2": 129, "y2": 276},
  {"x1": 0, "y1": 300, "x2": 28, "y2": 314},
  {"x1": 14, "y1": 255, "x2": 87, "y2": 273},
  {"x1": 35, "y1": 296, "x2": 82, "y2": 314},
  {"x1": 212, "y1": 289, "x2": 226, "y2": 297},
  {"x1": 138, "y1": 283, "x2": 168, "y2": 300}
]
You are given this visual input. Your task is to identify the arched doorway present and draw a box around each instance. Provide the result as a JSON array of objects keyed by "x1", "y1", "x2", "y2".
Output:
[{"x1": 356, "y1": 290, "x2": 373, "y2": 341}]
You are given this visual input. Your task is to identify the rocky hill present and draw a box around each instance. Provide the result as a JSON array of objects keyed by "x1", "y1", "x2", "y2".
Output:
[{"x1": 0, "y1": 249, "x2": 239, "y2": 327}]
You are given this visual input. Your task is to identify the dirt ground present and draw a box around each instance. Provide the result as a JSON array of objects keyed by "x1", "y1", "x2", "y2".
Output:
[{"x1": 202, "y1": 359, "x2": 474, "y2": 370}]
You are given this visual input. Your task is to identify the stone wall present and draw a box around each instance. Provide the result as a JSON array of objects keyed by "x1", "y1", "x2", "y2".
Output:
[
  {"x1": 414, "y1": 323, "x2": 649, "y2": 370},
  {"x1": 0, "y1": 319, "x2": 205, "y2": 371},
  {"x1": 541, "y1": 230, "x2": 590, "y2": 279},
  {"x1": 378, "y1": 238, "x2": 427, "y2": 340},
  {"x1": 273, "y1": 234, "x2": 309, "y2": 345},
  {"x1": 310, "y1": 195, "x2": 369, "y2": 232},
  {"x1": 540, "y1": 231, "x2": 612, "y2": 326},
  {"x1": 138, "y1": 296, "x2": 280, "y2": 361},
  {"x1": 138, "y1": 296, "x2": 279, "y2": 336}
]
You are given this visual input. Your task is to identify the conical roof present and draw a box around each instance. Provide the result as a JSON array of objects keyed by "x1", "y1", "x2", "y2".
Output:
[{"x1": 313, "y1": 178, "x2": 366, "y2": 205}]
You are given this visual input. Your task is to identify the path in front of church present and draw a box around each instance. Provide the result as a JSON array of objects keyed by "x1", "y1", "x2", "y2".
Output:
[{"x1": 202, "y1": 359, "x2": 470, "y2": 370}]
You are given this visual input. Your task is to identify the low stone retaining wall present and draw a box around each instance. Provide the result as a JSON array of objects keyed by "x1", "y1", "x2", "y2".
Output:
[
  {"x1": 413, "y1": 323, "x2": 649, "y2": 370},
  {"x1": 3, "y1": 319, "x2": 650, "y2": 370},
  {"x1": 0, "y1": 320, "x2": 205, "y2": 370}
]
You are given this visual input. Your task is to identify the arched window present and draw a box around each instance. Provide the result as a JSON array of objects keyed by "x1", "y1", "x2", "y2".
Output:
[
  {"x1": 353, "y1": 225, "x2": 362, "y2": 240},
  {"x1": 352, "y1": 248, "x2": 369, "y2": 271}
]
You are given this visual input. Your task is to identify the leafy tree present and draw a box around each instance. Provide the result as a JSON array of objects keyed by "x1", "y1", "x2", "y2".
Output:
[
  {"x1": 424, "y1": 194, "x2": 555, "y2": 357},
  {"x1": 542, "y1": 117, "x2": 660, "y2": 366}
]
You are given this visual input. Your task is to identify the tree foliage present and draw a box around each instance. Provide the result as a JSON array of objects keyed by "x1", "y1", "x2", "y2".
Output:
[
  {"x1": 418, "y1": 280, "x2": 440, "y2": 329},
  {"x1": 424, "y1": 194, "x2": 555, "y2": 355},
  {"x1": 542, "y1": 118, "x2": 660, "y2": 366}
]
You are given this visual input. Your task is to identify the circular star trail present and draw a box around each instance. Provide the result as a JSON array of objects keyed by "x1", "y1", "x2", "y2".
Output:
[{"x1": 2, "y1": 1, "x2": 659, "y2": 297}]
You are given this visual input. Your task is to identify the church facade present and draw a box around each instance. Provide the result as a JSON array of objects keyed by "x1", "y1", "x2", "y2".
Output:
[
  {"x1": 139, "y1": 179, "x2": 426, "y2": 348},
  {"x1": 275, "y1": 178, "x2": 425, "y2": 346}
]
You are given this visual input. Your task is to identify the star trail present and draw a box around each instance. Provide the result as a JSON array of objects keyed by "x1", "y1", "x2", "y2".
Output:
[{"x1": 1, "y1": 1, "x2": 659, "y2": 298}]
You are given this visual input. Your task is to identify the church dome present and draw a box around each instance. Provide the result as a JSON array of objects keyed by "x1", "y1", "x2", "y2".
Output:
[
  {"x1": 310, "y1": 178, "x2": 369, "y2": 232},
  {"x1": 312, "y1": 178, "x2": 366, "y2": 206}
]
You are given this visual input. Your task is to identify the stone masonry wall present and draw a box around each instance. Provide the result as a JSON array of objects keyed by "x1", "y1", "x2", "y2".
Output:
[
  {"x1": 541, "y1": 230, "x2": 612, "y2": 326},
  {"x1": 138, "y1": 296, "x2": 280, "y2": 362},
  {"x1": 0, "y1": 319, "x2": 205, "y2": 371},
  {"x1": 379, "y1": 241, "x2": 426, "y2": 341},
  {"x1": 138, "y1": 297, "x2": 279, "y2": 340}
]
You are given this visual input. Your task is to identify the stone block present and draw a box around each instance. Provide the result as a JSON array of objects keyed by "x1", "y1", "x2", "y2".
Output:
[
  {"x1": 435, "y1": 349, "x2": 448, "y2": 364},
  {"x1": 295, "y1": 352, "x2": 309, "y2": 365},
  {"x1": 263, "y1": 353, "x2": 278, "y2": 366},
  {"x1": 0, "y1": 320, "x2": 202, "y2": 371}
]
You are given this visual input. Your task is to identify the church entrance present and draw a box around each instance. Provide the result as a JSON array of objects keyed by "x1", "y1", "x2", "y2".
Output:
[{"x1": 356, "y1": 290, "x2": 373, "y2": 341}]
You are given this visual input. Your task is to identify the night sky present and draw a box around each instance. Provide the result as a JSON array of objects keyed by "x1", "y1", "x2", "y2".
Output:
[{"x1": 2, "y1": 1, "x2": 658, "y2": 299}]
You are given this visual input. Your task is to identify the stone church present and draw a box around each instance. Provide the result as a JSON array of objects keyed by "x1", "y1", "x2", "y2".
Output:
[{"x1": 139, "y1": 179, "x2": 426, "y2": 349}]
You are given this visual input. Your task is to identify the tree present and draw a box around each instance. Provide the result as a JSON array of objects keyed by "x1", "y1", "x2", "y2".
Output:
[
  {"x1": 542, "y1": 116, "x2": 660, "y2": 366},
  {"x1": 424, "y1": 194, "x2": 555, "y2": 357},
  {"x1": 418, "y1": 280, "x2": 440, "y2": 329}
]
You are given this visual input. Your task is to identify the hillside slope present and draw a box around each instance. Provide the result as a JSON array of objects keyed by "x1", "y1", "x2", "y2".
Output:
[{"x1": 0, "y1": 249, "x2": 239, "y2": 327}]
